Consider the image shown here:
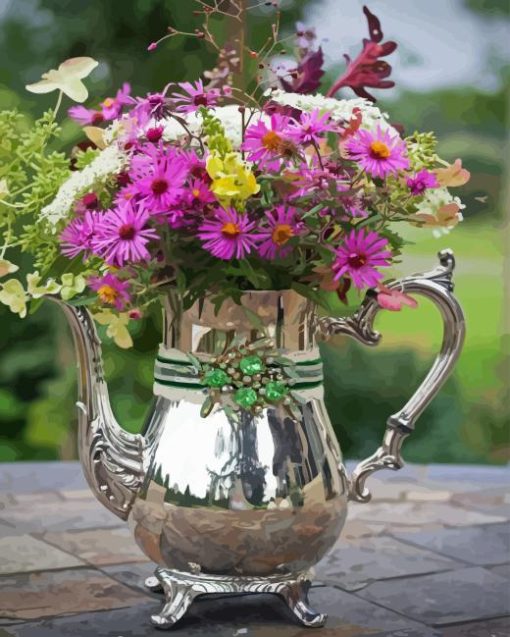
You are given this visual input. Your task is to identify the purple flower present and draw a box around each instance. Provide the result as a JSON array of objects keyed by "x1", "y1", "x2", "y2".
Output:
[
  {"x1": 88, "y1": 273, "x2": 131, "y2": 310},
  {"x1": 256, "y1": 206, "x2": 302, "y2": 260},
  {"x1": 287, "y1": 109, "x2": 335, "y2": 145},
  {"x1": 128, "y1": 92, "x2": 172, "y2": 126},
  {"x1": 130, "y1": 146, "x2": 188, "y2": 214},
  {"x1": 242, "y1": 114, "x2": 293, "y2": 169},
  {"x1": 345, "y1": 127, "x2": 409, "y2": 178},
  {"x1": 101, "y1": 83, "x2": 131, "y2": 120},
  {"x1": 68, "y1": 105, "x2": 104, "y2": 126},
  {"x1": 198, "y1": 208, "x2": 257, "y2": 260},
  {"x1": 172, "y1": 80, "x2": 220, "y2": 114},
  {"x1": 406, "y1": 169, "x2": 439, "y2": 196},
  {"x1": 332, "y1": 228, "x2": 392, "y2": 289},
  {"x1": 92, "y1": 201, "x2": 159, "y2": 266},
  {"x1": 60, "y1": 211, "x2": 98, "y2": 260}
]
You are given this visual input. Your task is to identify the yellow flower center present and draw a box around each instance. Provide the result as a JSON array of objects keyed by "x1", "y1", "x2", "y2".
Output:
[
  {"x1": 369, "y1": 141, "x2": 391, "y2": 159},
  {"x1": 102, "y1": 97, "x2": 115, "y2": 107},
  {"x1": 271, "y1": 224, "x2": 294, "y2": 246},
  {"x1": 97, "y1": 284, "x2": 118, "y2": 305},
  {"x1": 192, "y1": 188, "x2": 201, "y2": 198},
  {"x1": 262, "y1": 130, "x2": 282, "y2": 152},
  {"x1": 221, "y1": 222, "x2": 241, "y2": 238}
]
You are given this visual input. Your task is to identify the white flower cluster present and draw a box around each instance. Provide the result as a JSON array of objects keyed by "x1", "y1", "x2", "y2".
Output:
[
  {"x1": 415, "y1": 187, "x2": 465, "y2": 237},
  {"x1": 267, "y1": 89, "x2": 391, "y2": 132},
  {"x1": 40, "y1": 144, "x2": 128, "y2": 227},
  {"x1": 159, "y1": 105, "x2": 269, "y2": 150}
]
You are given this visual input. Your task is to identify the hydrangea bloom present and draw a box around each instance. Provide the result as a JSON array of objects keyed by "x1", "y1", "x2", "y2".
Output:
[
  {"x1": 332, "y1": 228, "x2": 391, "y2": 288},
  {"x1": 346, "y1": 127, "x2": 409, "y2": 178},
  {"x1": 198, "y1": 208, "x2": 257, "y2": 260},
  {"x1": 92, "y1": 201, "x2": 158, "y2": 266}
]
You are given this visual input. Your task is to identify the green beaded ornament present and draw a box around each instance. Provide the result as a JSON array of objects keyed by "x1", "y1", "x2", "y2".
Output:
[
  {"x1": 265, "y1": 381, "x2": 288, "y2": 402},
  {"x1": 234, "y1": 387, "x2": 258, "y2": 408},
  {"x1": 203, "y1": 368, "x2": 230, "y2": 388},
  {"x1": 239, "y1": 355, "x2": 265, "y2": 376}
]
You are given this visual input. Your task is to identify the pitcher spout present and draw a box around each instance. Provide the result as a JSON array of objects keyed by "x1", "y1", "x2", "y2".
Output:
[{"x1": 52, "y1": 299, "x2": 144, "y2": 519}]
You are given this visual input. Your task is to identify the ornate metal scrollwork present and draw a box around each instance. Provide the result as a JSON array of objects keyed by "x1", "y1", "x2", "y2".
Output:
[
  {"x1": 319, "y1": 250, "x2": 465, "y2": 503},
  {"x1": 52, "y1": 300, "x2": 144, "y2": 519}
]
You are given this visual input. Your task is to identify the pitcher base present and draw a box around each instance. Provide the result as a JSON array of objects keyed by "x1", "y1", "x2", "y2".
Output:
[{"x1": 145, "y1": 567, "x2": 327, "y2": 630}]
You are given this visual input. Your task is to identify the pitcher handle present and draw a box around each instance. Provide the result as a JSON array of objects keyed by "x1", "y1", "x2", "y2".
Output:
[{"x1": 319, "y1": 249, "x2": 466, "y2": 503}]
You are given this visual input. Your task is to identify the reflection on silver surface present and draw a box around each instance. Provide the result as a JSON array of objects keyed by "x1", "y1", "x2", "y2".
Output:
[{"x1": 55, "y1": 252, "x2": 465, "y2": 629}]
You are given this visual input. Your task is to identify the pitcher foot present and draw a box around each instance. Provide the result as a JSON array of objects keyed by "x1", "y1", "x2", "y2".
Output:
[
  {"x1": 146, "y1": 567, "x2": 327, "y2": 630},
  {"x1": 279, "y1": 579, "x2": 327, "y2": 627},
  {"x1": 150, "y1": 568, "x2": 198, "y2": 630}
]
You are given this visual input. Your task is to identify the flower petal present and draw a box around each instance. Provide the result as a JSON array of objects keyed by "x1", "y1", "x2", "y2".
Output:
[
  {"x1": 25, "y1": 79, "x2": 58, "y2": 94},
  {"x1": 58, "y1": 57, "x2": 99, "y2": 80},
  {"x1": 58, "y1": 78, "x2": 89, "y2": 103}
]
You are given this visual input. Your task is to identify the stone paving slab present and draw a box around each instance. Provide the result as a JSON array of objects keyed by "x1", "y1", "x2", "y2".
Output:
[
  {"x1": 392, "y1": 522, "x2": 510, "y2": 566},
  {"x1": 0, "y1": 460, "x2": 508, "y2": 636},
  {"x1": 0, "y1": 498, "x2": 125, "y2": 535},
  {"x1": 0, "y1": 534, "x2": 84, "y2": 575},
  {"x1": 0, "y1": 568, "x2": 150, "y2": 621},
  {"x1": 0, "y1": 462, "x2": 87, "y2": 493},
  {"x1": 41, "y1": 526, "x2": 149, "y2": 566},
  {"x1": 315, "y1": 535, "x2": 461, "y2": 591},
  {"x1": 0, "y1": 588, "x2": 437, "y2": 637},
  {"x1": 348, "y1": 500, "x2": 507, "y2": 529},
  {"x1": 357, "y1": 567, "x2": 510, "y2": 626},
  {"x1": 439, "y1": 616, "x2": 510, "y2": 636}
]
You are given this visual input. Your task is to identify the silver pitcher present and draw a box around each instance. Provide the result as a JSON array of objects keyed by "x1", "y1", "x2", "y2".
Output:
[{"x1": 54, "y1": 250, "x2": 464, "y2": 630}]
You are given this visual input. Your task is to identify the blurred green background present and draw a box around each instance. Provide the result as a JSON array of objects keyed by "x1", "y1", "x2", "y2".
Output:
[{"x1": 0, "y1": 0, "x2": 508, "y2": 463}]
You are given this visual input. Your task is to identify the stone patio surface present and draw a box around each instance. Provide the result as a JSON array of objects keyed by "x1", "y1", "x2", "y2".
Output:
[{"x1": 0, "y1": 461, "x2": 508, "y2": 636}]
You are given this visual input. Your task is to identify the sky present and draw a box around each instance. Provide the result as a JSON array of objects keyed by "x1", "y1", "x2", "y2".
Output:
[{"x1": 304, "y1": 0, "x2": 509, "y2": 93}]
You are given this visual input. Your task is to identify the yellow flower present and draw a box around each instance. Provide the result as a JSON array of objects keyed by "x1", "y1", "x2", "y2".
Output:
[
  {"x1": 94, "y1": 310, "x2": 133, "y2": 349},
  {"x1": 0, "y1": 259, "x2": 19, "y2": 278},
  {"x1": 26, "y1": 272, "x2": 62, "y2": 299},
  {"x1": 0, "y1": 279, "x2": 28, "y2": 318},
  {"x1": 60, "y1": 274, "x2": 86, "y2": 301},
  {"x1": 206, "y1": 152, "x2": 259, "y2": 205},
  {"x1": 26, "y1": 57, "x2": 99, "y2": 103}
]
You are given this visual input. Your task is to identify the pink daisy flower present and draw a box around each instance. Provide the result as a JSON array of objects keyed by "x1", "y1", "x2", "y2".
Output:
[
  {"x1": 88, "y1": 273, "x2": 131, "y2": 310},
  {"x1": 345, "y1": 127, "x2": 409, "y2": 178},
  {"x1": 101, "y1": 83, "x2": 131, "y2": 120},
  {"x1": 332, "y1": 228, "x2": 392, "y2": 289},
  {"x1": 242, "y1": 114, "x2": 293, "y2": 168},
  {"x1": 60, "y1": 211, "x2": 98, "y2": 260},
  {"x1": 198, "y1": 208, "x2": 257, "y2": 260},
  {"x1": 68, "y1": 105, "x2": 104, "y2": 126},
  {"x1": 256, "y1": 206, "x2": 302, "y2": 260},
  {"x1": 189, "y1": 178, "x2": 215, "y2": 202},
  {"x1": 92, "y1": 201, "x2": 159, "y2": 266},
  {"x1": 128, "y1": 92, "x2": 173, "y2": 126},
  {"x1": 287, "y1": 108, "x2": 336, "y2": 145},
  {"x1": 406, "y1": 169, "x2": 439, "y2": 196},
  {"x1": 172, "y1": 80, "x2": 220, "y2": 114},
  {"x1": 130, "y1": 147, "x2": 188, "y2": 214}
]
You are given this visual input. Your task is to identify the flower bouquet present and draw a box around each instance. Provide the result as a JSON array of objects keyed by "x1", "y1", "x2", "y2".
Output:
[
  {"x1": 0, "y1": 5, "x2": 470, "y2": 628},
  {"x1": 0, "y1": 3, "x2": 469, "y2": 348}
]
